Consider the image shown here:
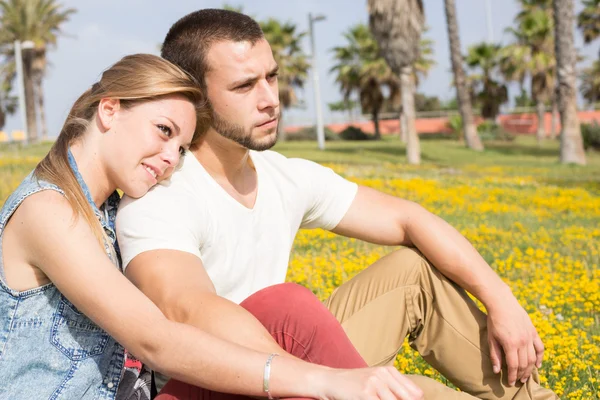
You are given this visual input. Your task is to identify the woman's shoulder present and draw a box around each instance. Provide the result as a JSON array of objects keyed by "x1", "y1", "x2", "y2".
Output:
[
  {"x1": 1, "y1": 173, "x2": 65, "y2": 228},
  {"x1": 11, "y1": 189, "x2": 72, "y2": 230}
]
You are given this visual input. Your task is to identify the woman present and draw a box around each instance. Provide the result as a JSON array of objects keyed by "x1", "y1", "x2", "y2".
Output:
[{"x1": 0, "y1": 54, "x2": 422, "y2": 400}]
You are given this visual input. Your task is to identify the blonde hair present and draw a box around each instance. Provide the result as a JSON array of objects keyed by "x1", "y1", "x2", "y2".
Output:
[{"x1": 34, "y1": 53, "x2": 209, "y2": 249}]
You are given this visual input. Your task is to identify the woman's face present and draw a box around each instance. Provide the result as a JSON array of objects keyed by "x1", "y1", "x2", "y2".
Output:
[{"x1": 101, "y1": 94, "x2": 197, "y2": 198}]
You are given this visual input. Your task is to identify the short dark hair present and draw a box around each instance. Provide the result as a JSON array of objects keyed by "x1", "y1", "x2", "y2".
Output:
[{"x1": 161, "y1": 9, "x2": 264, "y2": 88}]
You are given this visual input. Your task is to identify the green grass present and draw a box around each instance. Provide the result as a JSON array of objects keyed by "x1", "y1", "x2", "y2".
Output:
[
  {"x1": 3, "y1": 135, "x2": 598, "y2": 191},
  {"x1": 275, "y1": 135, "x2": 599, "y2": 174}
]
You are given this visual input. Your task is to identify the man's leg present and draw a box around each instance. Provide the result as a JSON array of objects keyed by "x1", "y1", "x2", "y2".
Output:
[
  {"x1": 156, "y1": 283, "x2": 369, "y2": 399},
  {"x1": 325, "y1": 247, "x2": 559, "y2": 400}
]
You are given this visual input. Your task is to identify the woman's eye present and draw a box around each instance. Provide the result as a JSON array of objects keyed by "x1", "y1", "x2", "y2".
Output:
[
  {"x1": 157, "y1": 124, "x2": 172, "y2": 137},
  {"x1": 179, "y1": 147, "x2": 186, "y2": 156}
]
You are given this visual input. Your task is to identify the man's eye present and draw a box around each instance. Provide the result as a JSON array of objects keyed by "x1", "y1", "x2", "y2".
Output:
[
  {"x1": 237, "y1": 82, "x2": 252, "y2": 90},
  {"x1": 268, "y1": 73, "x2": 279, "y2": 81},
  {"x1": 158, "y1": 124, "x2": 172, "y2": 137}
]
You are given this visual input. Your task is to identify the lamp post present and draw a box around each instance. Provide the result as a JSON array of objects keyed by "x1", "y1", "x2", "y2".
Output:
[
  {"x1": 308, "y1": 13, "x2": 326, "y2": 150},
  {"x1": 484, "y1": 0, "x2": 494, "y2": 43},
  {"x1": 13, "y1": 40, "x2": 35, "y2": 143}
]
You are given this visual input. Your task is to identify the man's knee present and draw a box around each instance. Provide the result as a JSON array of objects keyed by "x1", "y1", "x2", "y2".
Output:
[
  {"x1": 386, "y1": 247, "x2": 429, "y2": 266},
  {"x1": 370, "y1": 247, "x2": 435, "y2": 282},
  {"x1": 241, "y1": 282, "x2": 324, "y2": 318}
]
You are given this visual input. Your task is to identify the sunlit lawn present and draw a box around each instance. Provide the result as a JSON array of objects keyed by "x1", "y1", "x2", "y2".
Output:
[{"x1": 1, "y1": 136, "x2": 599, "y2": 398}]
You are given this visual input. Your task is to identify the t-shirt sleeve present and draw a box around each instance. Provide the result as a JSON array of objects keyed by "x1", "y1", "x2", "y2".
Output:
[
  {"x1": 116, "y1": 184, "x2": 203, "y2": 271},
  {"x1": 290, "y1": 158, "x2": 358, "y2": 230}
]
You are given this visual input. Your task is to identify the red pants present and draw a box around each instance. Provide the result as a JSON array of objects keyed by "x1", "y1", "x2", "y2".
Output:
[{"x1": 155, "y1": 283, "x2": 368, "y2": 399}]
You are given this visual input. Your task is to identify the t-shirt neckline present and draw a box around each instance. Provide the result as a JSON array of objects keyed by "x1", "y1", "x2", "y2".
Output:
[{"x1": 187, "y1": 151, "x2": 262, "y2": 213}]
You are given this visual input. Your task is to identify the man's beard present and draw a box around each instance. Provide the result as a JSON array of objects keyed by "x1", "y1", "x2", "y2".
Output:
[{"x1": 211, "y1": 108, "x2": 279, "y2": 151}]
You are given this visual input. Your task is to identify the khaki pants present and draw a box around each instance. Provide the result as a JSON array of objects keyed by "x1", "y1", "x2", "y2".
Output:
[{"x1": 325, "y1": 247, "x2": 559, "y2": 400}]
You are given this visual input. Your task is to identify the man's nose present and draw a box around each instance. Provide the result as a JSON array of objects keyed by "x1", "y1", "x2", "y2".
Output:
[{"x1": 257, "y1": 79, "x2": 280, "y2": 110}]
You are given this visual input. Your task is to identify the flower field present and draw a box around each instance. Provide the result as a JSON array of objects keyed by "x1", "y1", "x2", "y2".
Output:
[{"x1": 1, "y1": 138, "x2": 599, "y2": 398}]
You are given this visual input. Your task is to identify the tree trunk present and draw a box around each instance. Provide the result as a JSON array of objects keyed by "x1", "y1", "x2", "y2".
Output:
[
  {"x1": 553, "y1": 0, "x2": 586, "y2": 165},
  {"x1": 401, "y1": 66, "x2": 420, "y2": 165},
  {"x1": 35, "y1": 74, "x2": 48, "y2": 141},
  {"x1": 278, "y1": 109, "x2": 286, "y2": 142},
  {"x1": 550, "y1": 98, "x2": 559, "y2": 139},
  {"x1": 399, "y1": 109, "x2": 407, "y2": 142},
  {"x1": 22, "y1": 49, "x2": 38, "y2": 144},
  {"x1": 0, "y1": 107, "x2": 6, "y2": 131},
  {"x1": 536, "y1": 100, "x2": 546, "y2": 143},
  {"x1": 444, "y1": 0, "x2": 483, "y2": 151},
  {"x1": 373, "y1": 110, "x2": 381, "y2": 140}
]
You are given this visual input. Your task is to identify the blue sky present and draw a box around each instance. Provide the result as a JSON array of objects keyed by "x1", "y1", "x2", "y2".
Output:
[{"x1": 3, "y1": 0, "x2": 599, "y2": 137}]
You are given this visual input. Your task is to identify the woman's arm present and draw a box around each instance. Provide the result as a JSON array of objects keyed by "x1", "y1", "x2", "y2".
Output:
[{"x1": 12, "y1": 191, "x2": 422, "y2": 400}]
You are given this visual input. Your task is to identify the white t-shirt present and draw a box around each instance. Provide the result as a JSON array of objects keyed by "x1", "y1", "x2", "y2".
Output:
[{"x1": 116, "y1": 150, "x2": 358, "y2": 304}]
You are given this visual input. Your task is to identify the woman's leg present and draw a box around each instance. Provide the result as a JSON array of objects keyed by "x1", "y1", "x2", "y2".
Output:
[{"x1": 156, "y1": 283, "x2": 368, "y2": 400}]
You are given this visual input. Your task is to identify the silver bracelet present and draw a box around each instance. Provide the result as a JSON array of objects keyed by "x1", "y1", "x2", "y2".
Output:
[{"x1": 263, "y1": 353, "x2": 279, "y2": 400}]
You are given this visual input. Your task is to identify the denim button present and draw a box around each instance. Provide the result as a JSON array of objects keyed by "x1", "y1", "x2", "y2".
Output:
[{"x1": 107, "y1": 382, "x2": 114, "y2": 389}]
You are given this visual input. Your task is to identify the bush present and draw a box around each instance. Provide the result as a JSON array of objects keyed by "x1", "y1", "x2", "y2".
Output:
[
  {"x1": 581, "y1": 122, "x2": 600, "y2": 150},
  {"x1": 446, "y1": 114, "x2": 463, "y2": 140},
  {"x1": 477, "y1": 120, "x2": 515, "y2": 142},
  {"x1": 338, "y1": 126, "x2": 372, "y2": 141},
  {"x1": 288, "y1": 126, "x2": 339, "y2": 141}
]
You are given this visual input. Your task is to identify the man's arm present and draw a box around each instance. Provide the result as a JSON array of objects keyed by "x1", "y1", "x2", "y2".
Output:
[
  {"x1": 126, "y1": 250, "x2": 297, "y2": 360},
  {"x1": 331, "y1": 185, "x2": 544, "y2": 387},
  {"x1": 15, "y1": 191, "x2": 336, "y2": 397},
  {"x1": 126, "y1": 250, "x2": 426, "y2": 400}
]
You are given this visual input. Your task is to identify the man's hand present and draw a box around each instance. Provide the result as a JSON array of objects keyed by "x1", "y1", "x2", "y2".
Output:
[
  {"x1": 332, "y1": 186, "x2": 546, "y2": 387},
  {"x1": 486, "y1": 299, "x2": 544, "y2": 386}
]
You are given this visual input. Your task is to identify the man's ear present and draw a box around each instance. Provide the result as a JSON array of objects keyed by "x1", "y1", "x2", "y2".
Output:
[{"x1": 96, "y1": 98, "x2": 121, "y2": 132}]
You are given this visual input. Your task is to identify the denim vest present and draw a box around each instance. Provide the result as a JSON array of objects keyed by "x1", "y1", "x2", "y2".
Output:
[{"x1": 0, "y1": 153, "x2": 127, "y2": 399}]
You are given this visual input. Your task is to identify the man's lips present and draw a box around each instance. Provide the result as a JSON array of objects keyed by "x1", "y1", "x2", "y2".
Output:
[{"x1": 256, "y1": 118, "x2": 277, "y2": 127}]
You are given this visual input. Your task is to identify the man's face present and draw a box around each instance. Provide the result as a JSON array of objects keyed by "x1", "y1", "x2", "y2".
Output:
[{"x1": 204, "y1": 38, "x2": 280, "y2": 151}]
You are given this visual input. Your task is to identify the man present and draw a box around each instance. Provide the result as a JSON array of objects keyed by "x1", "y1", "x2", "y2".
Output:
[{"x1": 116, "y1": 9, "x2": 558, "y2": 399}]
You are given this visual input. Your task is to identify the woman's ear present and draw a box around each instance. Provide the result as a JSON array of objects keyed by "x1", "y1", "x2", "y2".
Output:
[{"x1": 96, "y1": 98, "x2": 121, "y2": 132}]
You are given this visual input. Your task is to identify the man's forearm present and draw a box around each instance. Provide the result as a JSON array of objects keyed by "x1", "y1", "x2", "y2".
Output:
[
  {"x1": 162, "y1": 291, "x2": 299, "y2": 360},
  {"x1": 404, "y1": 204, "x2": 515, "y2": 310}
]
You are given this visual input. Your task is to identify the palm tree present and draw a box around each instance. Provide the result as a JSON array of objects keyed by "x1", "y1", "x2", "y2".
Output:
[
  {"x1": 0, "y1": 63, "x2": 16, "y2": 130},
  {"x1": 0, "y1": 0, "x2": 76, "y2": 143},
  {"x1": 499, "y1": 44, "x2": 530, "y2": 95},
  {"x1": 578, "y1": 0, "x2": 600, "y2": 60},
  {"x1": 465, "y1": 43, "x2": 508, "y2": 121},
  {"x1": 368, "y1": 0, "x2": 424, "y2": 164},
  {"x1": 413, "y1": 29, "x2": 436, "y2": 87},
  {"x1": 580, "y1": 61, "x2": 600, "y2": 105},
  {"x1": 330, "y1": 24, "x2": 399, "y2": 139},
  {"x1": 221, "y1": 4, "x2": 244, "y2": 13},
  {"x1": 553, "y1": 0, "x2": 586, "y2": 165},
  {"x1": 444, "y1": 0, "x2": 483, "y2": 151},
  {"x1": 398, "y1": 30, "x2": 435, "y2": 143},
  {"x1": 578, "y1": 0, "x2": 600, "y2": 110},
  {"x1": 260, "y1": 18, "x2": 309, "y2": 141},
  {"x1": 506, "y1": 3, "x2": 555, "y2": 142}
]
